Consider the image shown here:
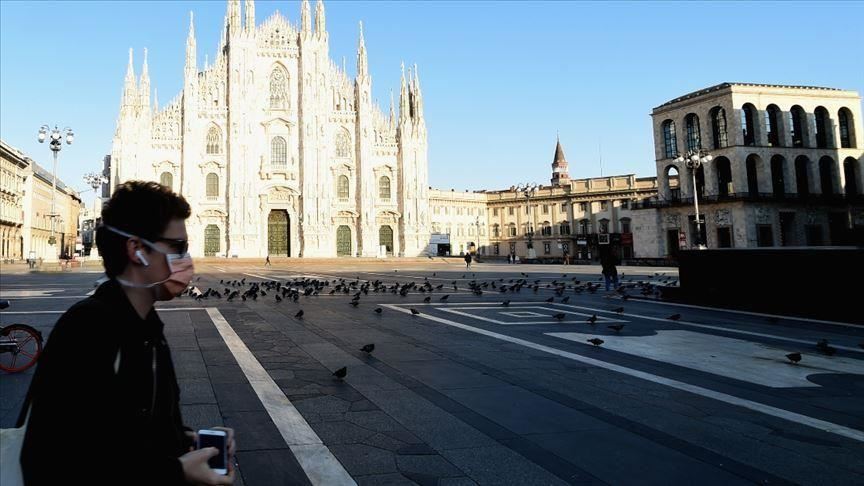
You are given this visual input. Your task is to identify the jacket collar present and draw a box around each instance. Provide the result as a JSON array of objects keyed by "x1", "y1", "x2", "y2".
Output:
[{"x1": 93, "y1": 278, "x2": 164, "y2": 342}]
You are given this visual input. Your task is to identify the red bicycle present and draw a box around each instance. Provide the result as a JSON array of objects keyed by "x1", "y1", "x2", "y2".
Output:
[{"x1": 0, "y1": 300, "x2": 44, "y2": 373}]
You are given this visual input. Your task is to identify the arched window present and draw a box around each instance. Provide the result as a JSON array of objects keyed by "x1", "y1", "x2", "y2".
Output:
[
  {"x1": 770, "y1": 155, "x2": 786, "y2": 197},
  {"x1": 269, "y1": 66, "x2": 288, "y2": 109},
  {"x1": 839, "y1": 108, "x2": 855, "y2": 148},
  {"x1": 559, "y1": 222, "x2": 571, "y2": 235},
  {"x1": 662, "y1": 120, "x2": 678, "y2": 158},
  {"x1": 765, "y1": 105, "x2": 782, "y2": 147},
  {"x1": 160, "y1": 171, "x2": 173, "y2": 190},
  {"x1": 271, "y1": 136, "x2": 287, "y2": 167},
  {"x1": 789, "y1": 105, "x2": 806, "y2": 147},
  {"x1": 579, "y1": 219, "x2": 590, "y2": 235},
  {"x1": 665, "y1": 165, "x2": 680, "y2": 200},
  {"x1": 741, "y1": 104, "x2": 757, "y2": 146},
  {"x1": 814, "y1": 106, "x2": 830, "y2": 148},
  {"x1": 710, "y1": 107, "x2": 728, "y2": 149},
  {"x1": 206, "y1": 126, "x2": 221, "y2": 154},
  {"x1": 335, "y1": 130, "x2": 350, "y2": 158},
  {"x1": 206, "y1": 173, "x2": 219, "y2": 198},
  {"x1": 598, "y1": 219, "x2": 609, "y2": 234},
  {"x1": 685, "y1": 114, "x2": 701, "y2": 151},
  {"x1": 844, "y1": 157, "x2": 859, "y2": 196},
  {"x1": 795, "y1": 156, "x2": 811, "y2": 195},
  {"x1": 715, "y1": 156, "x2": 732, "y2": 196},
  {"x1": 819, "y1": 156, "x2": 835, "y2": 195},
  {"x1": 619, "y1": 218, "x2": 632, "y2": 234},
  {"x1": 745, "y1": 154, "x2": 761, "y2": 196},
  {"x1": 378, "y1": 176, "x2": 391, "y2": 199},
  {"x1": 492, "y1": 224, "x2": 500, "y2": 237},
  {"x1": 337, "y1": 175, "x2": 349, "y2": 199},
  {"x1": 508, "y1": 223, "x2": 517, "y2": 237}
]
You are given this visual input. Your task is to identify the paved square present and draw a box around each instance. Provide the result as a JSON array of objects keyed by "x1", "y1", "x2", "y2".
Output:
[{"x1": 2, "y1": 260, "x2": 863, "y2": 486}]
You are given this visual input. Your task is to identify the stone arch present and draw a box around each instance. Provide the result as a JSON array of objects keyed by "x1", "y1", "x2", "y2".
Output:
[
  {"x1": 795, "y1": 155, "x2": 811, "y2": 195},
  {"x1": 684, "y1": 113, "x2": 702, "y2": 151},
  {"x1": 741, "y1": 103, "x2": 758, "y2": 146},
  {"x1": 160, "y1": 171, "x2": 174, "y2": 190},
  {"x1": 838, "y1": 107, "x2": 856, "y2": 148},
  {"x1": 745, "y1": 154, "x2": 762, "y2": 196},
  {"x1": 843, "y1": 157, "x2": 860, "y2": 196},
  {"x1": 269, "y1": 63, "x2": 289, "y2": 110},
  {"x1": 819, "y1": 156, "x2": 837, "y2": 195},
  {"x1": 814, "y1": 106, "x2": 832, "y2": 148},
  {"x1": 206, "y1": 124, "x2": 222, "y2": 154},
  {"x1": 790, "y1": 105, "x2": 808, "y2": 147},
  {"x1": 709, "y1": 106, "x2": 728, "y2": 149},
  {"x1": 335, "y1": 128, "x2": 351, "y2": 158},
  {"x1": 770, "y1": 154, "x2": 787, "y2": 196},
  {"x1": 665, "y1": 164, "x2": 680, "y2": 200},
  {"x1": 766, "y1": 104, "x2": 783, "y2": 146}
]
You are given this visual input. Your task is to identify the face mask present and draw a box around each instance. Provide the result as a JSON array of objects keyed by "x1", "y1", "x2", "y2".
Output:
[{"x1": 103, "y1": 225, "x2": 195, "y2": 297}]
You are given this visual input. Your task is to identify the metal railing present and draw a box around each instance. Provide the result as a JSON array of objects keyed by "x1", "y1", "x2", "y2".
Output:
[{"x1": 633, "y1": 192, "x2": 864, "y2": 209}]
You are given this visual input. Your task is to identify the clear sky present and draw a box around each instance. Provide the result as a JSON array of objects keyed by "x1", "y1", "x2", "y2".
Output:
[{"x1": 1, "y1": 0, "x2": 862, "y2": 195}]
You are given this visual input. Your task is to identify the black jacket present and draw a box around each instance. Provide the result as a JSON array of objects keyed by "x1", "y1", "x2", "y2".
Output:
[{"x1": 19, "y1": 279, "x2": 194, "y2": 486}]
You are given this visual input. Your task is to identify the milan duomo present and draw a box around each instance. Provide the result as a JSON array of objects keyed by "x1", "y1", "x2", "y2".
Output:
[{"x1": 110, "y1": 0, "x2": 430, "y2": 258}]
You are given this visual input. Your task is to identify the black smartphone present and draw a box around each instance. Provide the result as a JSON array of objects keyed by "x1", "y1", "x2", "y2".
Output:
[{"x1": 197, "y1": 429, "x2": 227, "y2": 475}]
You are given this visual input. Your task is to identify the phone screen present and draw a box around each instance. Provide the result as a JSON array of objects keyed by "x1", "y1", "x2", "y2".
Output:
[{"x1": 198, "y1": 433, "x2": 226, "y2": 471}]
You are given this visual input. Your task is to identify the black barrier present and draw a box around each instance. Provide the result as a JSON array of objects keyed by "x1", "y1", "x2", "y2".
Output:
[{"x1": 674, "y1": 247, "x2": 864, "y2": 324}]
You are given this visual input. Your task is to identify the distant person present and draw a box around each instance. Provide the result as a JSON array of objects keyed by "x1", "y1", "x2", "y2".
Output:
[
  {"x1": 464, "y1": 252, "x2": 472, "y2": 269},
  {"x1": 265, "y1": 254, "x2": 272, "y2": 266},
  {"x1": 599, "y1": 245, "x2": 619, "y2": 291},
  {"x1": 563, "y1": 250, "x2": 570, "y2": 265},
  {"x1": 506, "y1": 253, "x2": 511, "y2": 264},
  {"x1": 19, "y1": 181, "x2": 236, "y2": 486}
]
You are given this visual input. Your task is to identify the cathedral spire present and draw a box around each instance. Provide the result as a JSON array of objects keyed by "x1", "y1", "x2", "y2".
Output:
[
  {"x1": 315, "y1": 0, "x2": 326, "y2": 35},
  {"x1": 389, "y1": 89, "x2": 395, "y2": 129},
  {"x1": 185, "y1": 11, "x2": 197, "y2": 75},
  {"x1": 399, "y1": 61, "x2": 409, "y2": 123},
  {"x1": 412, "y1": 63, "x2": 423, "y2": 120},
  {"x1": 356, "y1": 21, "x2": 368, "y2": 82},
  {"x1": 300, "y1": 0, "x2": 311, "y2": 34},
  {"x1": 244, "y1": 0, "x2": 255, "y2": 32},
  {"x1": 139, "y1": 48, "x2": 151, "y2": 109},
  {"x1": 153, "y1": 87, "x2": 159, "y2": 112},
  {"x1": 123, "y1": 48, "x2": 137, "y2": 108},
  {"x1": 227, "y1": 0, "x2": 241, "y2": 37}
]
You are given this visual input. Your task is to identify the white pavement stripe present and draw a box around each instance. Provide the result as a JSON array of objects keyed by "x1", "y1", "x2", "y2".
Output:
[
  {"x1": 242, "y1": 272, "x2": 279, "y2": 281},
  {"x1": 624, "y1": 297, "x2": 863, "y2": 328},
  {"x1": 205, "y1": 308, "x2": 355, "y2": 486},
  {"x1": 0, "y1": 311, "x2": 65, "y2": 314},
  {"x1": 439, "y1": 307, "x2": 627, "y2": 326},
  {"x1": 86, "y1": 288, "x2": 96, "y2": 296},
  {"x1": 1, "y1": 295, "x2": 90, "y2": 300},
  {"x1": 382, "y1": 304, "x2": 864, "y2": 444}
]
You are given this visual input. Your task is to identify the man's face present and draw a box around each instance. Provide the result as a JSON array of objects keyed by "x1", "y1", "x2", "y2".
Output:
[{"x1": 143, "y1": 218, "x2": 189, "y2": 300}]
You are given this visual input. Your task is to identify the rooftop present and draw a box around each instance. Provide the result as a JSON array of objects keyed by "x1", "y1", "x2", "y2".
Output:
[{"x1": 654, "y1": 82, "x2": 847, "y2": 110}]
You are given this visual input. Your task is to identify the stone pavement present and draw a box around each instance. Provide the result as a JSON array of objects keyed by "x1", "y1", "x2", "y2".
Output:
[{"x1": 2, "y1": 262, "x2": 862, "y2": 485}]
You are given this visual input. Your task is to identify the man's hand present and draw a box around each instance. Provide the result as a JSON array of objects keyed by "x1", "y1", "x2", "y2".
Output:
[
  {"x1": 184, "y1": 430, "x2": 198, "y2": 452},
  {"x1": 178, "y1": 447, "x2": 234, "y2": 485}
]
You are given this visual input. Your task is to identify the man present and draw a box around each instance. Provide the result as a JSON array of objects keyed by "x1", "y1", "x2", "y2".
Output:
[
  {"x1": 19, "y1": 181, "x2": 235, "y2": 485},
  {"x1": 598, "y1": 244, "x2": 619, "y2": 292}
]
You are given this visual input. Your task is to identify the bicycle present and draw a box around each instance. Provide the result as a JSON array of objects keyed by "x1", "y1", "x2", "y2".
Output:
[{"x1": 0, "y1": 300, "x2": 44, "y2": 373}]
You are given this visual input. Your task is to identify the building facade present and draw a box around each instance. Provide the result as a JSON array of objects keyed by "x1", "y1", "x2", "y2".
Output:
[
  {"x1": 111, "y1": 0, "x2": 429, "y2": 258},
  {"x1": 430, "y1": 140, "x2": 658, "y2": 260},
  {"x1": 0, "y1": 139, "x2": 82, "y2": 262},
  {"x1": 633, "y1": 83, "x2": 864, "y2": 257}
]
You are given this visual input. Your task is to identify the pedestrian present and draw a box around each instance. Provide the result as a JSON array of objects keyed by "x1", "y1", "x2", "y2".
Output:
[
  {"x1": 563, "y1": 250, "x2": 570, "y2": 266},
  {"x1": 265, "y1": 254, "x2": 271, "y2": 266},
  {"x1": 18, "y1": 181, "x2": 236, "y2": 486},
  {"x1": 464, "y1": 252, "x2": 472, "y2": 270},
  {"x1": 506, "y1": 253, "x2": 511, "y2": 264},
  {"x1": 598, "y1": 244, "x2": 619, "y2": 292}
]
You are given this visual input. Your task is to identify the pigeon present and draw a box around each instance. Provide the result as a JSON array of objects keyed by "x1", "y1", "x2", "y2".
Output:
[
  {"x1": 275, "y1": 294, "x2": 282, "y2": 302},
  {"x1": 587, "y1": 338, "x2": 604, "y2": 346},
  {"x1": 410, "y1": 308, "x2": 421, "y2": 315},
  {"x1": 440, "y1": 295, "x2": 450, "y2": 302},
  {"x1": 553, "y1": 312, "x2": 566, "y2": 320},
  {"x1": 374, "y1": 307, "x2": 383, "y2": 314},
  {"x1": 786, "y1": 352, "x2": 802, "y2": 364},
  {"x1": 332, "y1": 366, "x2": 347, "y2": 379},
  {"x1": 561, "y1": 296, "x2": 570, "y2": 304},
  {"x1": 608, "y1": 324, "x2": 625, "y2": 333},
  {"x1": 586, "y1": 315, "x2": 598, "y2": 324},
  {"x1": 545, "y1": 297, "x2": 554, "y2": 303},
  {"x1": 502, "y1": 300, "x2": 510, "y2": 307},
  {"x1": 349, "y1": 301, "x2": 359, "y2": 307},
  {"x1": 360, "y1": 344, "x2": 375, "y2": 354},
  {"x1": 667, "y1": 313, "x2": 681, "y2": 321},
  {"x1": 612, "y1": 306, "x2": 624, "y2": 314},
  {"x1": 423, "y1": 296, "x2": 431, "y2": 303},
  {"x1": 294, "y1": 310, "x2": 304, "y2": 319}
]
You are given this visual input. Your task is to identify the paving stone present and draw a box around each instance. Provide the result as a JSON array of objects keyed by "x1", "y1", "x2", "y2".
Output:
[
  {"x1": 441, "y1": 445, "x2": 568, "y2": 486},
  {"x1": 312, "y1": 420, "x2": 377, "y2": 444},
  {"x1": 180, "y1": 404, "x2": 224, "y2": 431},
  {"x1": 294, "y1": 394, "x2": 352, "y2": 415},
  {"x1": 330, "y1": 444, "x2": 398, "y2": 476},
  {"x1": 178, "y1": 377, "x2": 217, "y2": 405},
  {"x1": 235, "y1": 449, "x2": 312, "y2": 486},
  {"x1": 211, "y1": 381, "x2": 266, "y2": 412},
  {"x1": 223, "y1": 411, "x2": 288, "y2": 451},
  {"x1": 207, "y1": 364, "x2": 249, "y2": 384},
  {"x1": 396, "y1": 454, "x2": 462, "y2": 478},
  {"x1": 355, "y1": 472, "x2": 418, "y2": 486}
]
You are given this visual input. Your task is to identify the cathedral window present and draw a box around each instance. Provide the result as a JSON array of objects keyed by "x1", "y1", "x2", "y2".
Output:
[
  {"x1": 160, "y1": 172, "x2": 173, "y2": 191},
  {"x1": 269, "y1": 66, "x2": 289, "y2": 110},
  {"x1": 335, "y1": 131, "x2": 351, "y2": 158},
  {"x1": 337, "y1": 175, "x2": 350, "y2": 199},
  {"x1": 206, "y1": 126, "x2": 221, "y2": 154},
  {"x1": 379, "y1": 176, "x2": 391, "y2": 200},
  {"x1": 271, "y1": 136, "x2": 287, "y2": 167},
  {"x1": 206, "y1": 173, "x2": 219, "y2": 198}
]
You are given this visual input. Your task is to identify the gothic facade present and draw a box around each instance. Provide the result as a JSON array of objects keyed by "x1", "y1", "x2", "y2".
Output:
[{"x1": 110, "y1": 0, "x2": 430, "y2": 258}]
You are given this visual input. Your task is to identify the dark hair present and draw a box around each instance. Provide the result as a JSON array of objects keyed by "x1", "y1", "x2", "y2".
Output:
[{"x1": 96, "y1": 181, "x2": 191, "y2": 278}]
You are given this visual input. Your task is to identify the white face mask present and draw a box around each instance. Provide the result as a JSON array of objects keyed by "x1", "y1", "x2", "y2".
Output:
[{"x1": 103, "y1": 225, "x2": 195, "y2": 294}]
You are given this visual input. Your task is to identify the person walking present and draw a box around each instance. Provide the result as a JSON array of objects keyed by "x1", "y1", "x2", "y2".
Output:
[
  {"x1": 598, "y1": 244, "x2": 619, "y2": 292},
  {"x1": 18, "y1": 181, "x2": 236, "y2": 486},
  {"x1": 464, "y1": 252, "x2": 472, "y2": 270},
  {"x1": 265, "y1": 254, "x2": 271, "y2": 266}
]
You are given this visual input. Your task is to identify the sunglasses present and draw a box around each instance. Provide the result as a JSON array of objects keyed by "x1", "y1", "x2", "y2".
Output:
[{"x1": 153, "y1": 237, "x2": 190, "y2": 255}]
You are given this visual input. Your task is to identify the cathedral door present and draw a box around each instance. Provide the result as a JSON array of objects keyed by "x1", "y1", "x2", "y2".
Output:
[
  {"x1": 379, "y1": 225, "x2": 394, "y2": 256},
  {"x1": 336, "y1": 225, "x2": 352, "y2": 256},
  {"x1": 268, "y1": 210, "x2": 290, "y2": 257},
  {"x1": 204, "y1": 224, "x2": 220, "y2": 256}
]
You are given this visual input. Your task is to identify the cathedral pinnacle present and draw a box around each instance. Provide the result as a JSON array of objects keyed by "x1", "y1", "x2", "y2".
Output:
[
  {"x1": 301, "y1": 0, "x2": 311, "y2": 33},
  {"x1": 315, "y1": 0, "x2": 326, "y2": 35},
  {"x1": 228, "y1": 0, "x2": 241, "y2": 37},
  {"x1": 186, "y1": 11, "x2": 197, "y2": 73},
  {"x1": 245, "y1": 0, "x2": 255, "y2": 32},
  {"x1": 357, "y1": 21, "x2": 368, "y2": 81}
]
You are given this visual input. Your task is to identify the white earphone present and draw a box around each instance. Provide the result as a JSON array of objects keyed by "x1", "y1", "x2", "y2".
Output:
[{"x1": 135, "y1": 250, "x2": 150, "y2": 267}]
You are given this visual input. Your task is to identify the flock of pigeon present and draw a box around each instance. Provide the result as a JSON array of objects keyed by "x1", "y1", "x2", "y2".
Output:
[{"x1": 179, "y1": 272, "x2": 861, "y2": 378}]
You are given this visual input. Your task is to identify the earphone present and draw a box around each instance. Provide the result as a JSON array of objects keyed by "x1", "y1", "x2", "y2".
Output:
[{"x1": 135, "y1": 250, "x2": 150, "y2": 267}]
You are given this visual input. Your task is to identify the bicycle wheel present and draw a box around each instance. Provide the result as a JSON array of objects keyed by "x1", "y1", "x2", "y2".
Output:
[{"x1": 0, "y1": 324, "x2": 43, "y2": 373}]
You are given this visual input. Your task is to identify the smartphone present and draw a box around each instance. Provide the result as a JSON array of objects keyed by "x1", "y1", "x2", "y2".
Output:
[{"x1": 197, "y1": 429, "x2": 228, "y2": 475}]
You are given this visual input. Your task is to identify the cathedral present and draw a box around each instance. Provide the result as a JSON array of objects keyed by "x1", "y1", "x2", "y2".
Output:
[{"x1": 110, "y1": 0, "x2": 430, "y2": 258}]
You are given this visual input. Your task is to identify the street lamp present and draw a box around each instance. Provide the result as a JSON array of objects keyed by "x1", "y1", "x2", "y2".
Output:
[
  {"x1": 516, "y1": 182, "x2": 539, "y2": 259},
  {"x1": 38, "y1": 125, "x2": 74, "y2": 261},
  {"x1": 83, "y1": 172, "x2": 108, "y2": 258},
  {"x1": 674, "y1": 149, "x2": 712, "y2": 249}
]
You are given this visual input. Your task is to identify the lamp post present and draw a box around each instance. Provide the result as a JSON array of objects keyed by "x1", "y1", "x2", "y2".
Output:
[
  {"x1": 516, "y1": 182, "x2": 539, "y2": 259},
  {"x1": 38, "y1": 125, "x2": 74, "y2": 261},
  {"x1": 674, "y1": 149, "x2": 712, "y2": 249},
  {"x1": 83, "y1": 172, "x2": 108, "y2": 258}
]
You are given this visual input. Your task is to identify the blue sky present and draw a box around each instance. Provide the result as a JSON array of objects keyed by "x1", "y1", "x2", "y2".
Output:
[{"x1": 2, "y1": 1, "x2": 862, "y2": 194}]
